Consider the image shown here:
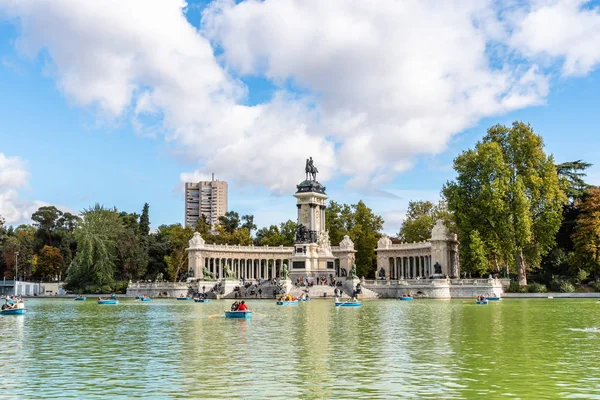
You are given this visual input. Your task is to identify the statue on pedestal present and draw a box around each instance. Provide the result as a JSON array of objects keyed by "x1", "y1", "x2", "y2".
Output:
[
  {"x1": 224, "y1": 265, "x2": 234, "y2": 280},
  {"x1": 349, "y1": 264, "x2": 358, "y2": 279},
  {"x1": 203, "y1": 267, "x2": 215, "y2": 280},
  {"x1": 281, "y1": 263, "x2": 290, "y2": 281},
  {"x1": 434, "y1": 262, "x2": 442, "y2": 275},
  {"x1": 305, "y1": 157, "x2": 319, "y2": 181}
]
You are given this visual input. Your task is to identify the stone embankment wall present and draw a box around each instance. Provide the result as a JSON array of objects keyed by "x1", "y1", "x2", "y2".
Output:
[
  {"x1": 361, "y1": 278, "x2": 508, "y2": 299},
  {"x1": 503, "y1": 293, "x2": 600, "y2": 298}
]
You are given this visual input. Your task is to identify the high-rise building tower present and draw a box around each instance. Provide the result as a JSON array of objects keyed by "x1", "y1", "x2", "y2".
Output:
[{"x1": 185, "y1": 174, "x2": 228, "y2": 229}]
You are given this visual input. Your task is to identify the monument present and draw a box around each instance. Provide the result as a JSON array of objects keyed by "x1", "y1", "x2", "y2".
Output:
[{"x1": 289, "y1": 157, "x2": 337, "y2": 281}]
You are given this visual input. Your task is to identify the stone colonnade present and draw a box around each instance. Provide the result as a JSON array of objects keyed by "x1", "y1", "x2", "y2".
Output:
[
  {"x1": 387, "y1": 254, "x2": 432, "y2": 279},
  {"x1": 202, "y1": 257, "x2": 290, "y2": 280}
]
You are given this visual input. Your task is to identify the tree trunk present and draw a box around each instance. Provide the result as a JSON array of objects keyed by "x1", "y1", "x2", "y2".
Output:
[{"x1": 516, "y1": 249, "x2": 527, "y2": 286}]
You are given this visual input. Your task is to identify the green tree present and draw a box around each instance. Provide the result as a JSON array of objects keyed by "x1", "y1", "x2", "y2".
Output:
[
  {"x1": 241, "y1": 214, "x2": 256, "y2": 233},
  {"x1": 116, "y1": 229, "x2": 148, "y2": 280},
  {"x1": 139, "y1": 203, "x2": 150, "y2": 237},
  {"x1": 326, "y1": 200, "x2": 384, "y2": 278},
  {"x1": 279, "y1": 220, "x2": 297, "y2": 246},
  {"x1": 2, "y1": 236, "x2": 19, "y2": 279},
  {"x1": 14, "y1": 225, "x2": 36, "y2": 279},
  {"x1": 255, "y1": 225, "x2": 283, "y2": 246},
  {"x1": 572, "y1": 188, "x2": 600, "y2": 274},
  {"x1": 32, "y1": 205, "x2": 63, "y2": 249},
  {"x1": 159, "y1": 224, "x2": 194, "y2": 281},
  {"x1": 67, "y1": 204, "x2": 124, "y2": 291},
  {"x1": 37, "y1": 245, "x2": 63, "y2": 280},
  {"x1": 398, "y1": 200, "x2": 451, "y2": 242},
  {"x1": 444, "y1": 122, "x2": 566, "y2": 285},
  {"x1": 468, "y1": 231, "x2": 489, "y2": 277},
  {"x1": 218, "y1": 211, "x2": 240, "y2": 234}
]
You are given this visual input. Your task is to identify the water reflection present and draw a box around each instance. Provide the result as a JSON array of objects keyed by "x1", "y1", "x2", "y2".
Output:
[{"x1": 3, "y1": 298, "x2": 600, "y2": 398}]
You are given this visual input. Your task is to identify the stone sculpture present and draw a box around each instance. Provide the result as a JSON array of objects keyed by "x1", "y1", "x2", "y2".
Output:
[
  {"x1": 281, "y1": 263, "x2": 289, "y2": 281},
  {"x1": 224, "y1": 265, "x2": 234, "y2": 279},
  {"x1": 305, "y1": 157, "x2": 319, "y2": 181},
  {"x1": 434, "y1": 262, "x2": 442, "y2": 275},
  {"x1": 203, "y1": 267, "x2": 215, "y2": 280},
  {"x1": 349, "y1": 264, "x2": 358, "y2": 279}
]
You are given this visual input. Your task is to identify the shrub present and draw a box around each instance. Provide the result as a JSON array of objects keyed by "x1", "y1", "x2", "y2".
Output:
[
  {"x1": 559, "y1": 281, "x2": 575, "y2": 293},
  {"x1": 574, "y1": 269, "x2": 589, "y2": 285},
  {"x1": 527, "y1": 283, "x2": 547, "y2": 293},
  {"x1": 508, "y1": 281, "x2": 521, "y2": 293},
  {"x1": 100, "y1": 285, "x2": 113, "y2": 294},
  {"x1": 549, "y1": 279, "x2": 563, "y2": 292},
  {"x1": 113, "y1": 281, "x2": 129, "y2": 294},
  {"x1": 591, "y1": 281, "x2": 600, "y2": 293}
]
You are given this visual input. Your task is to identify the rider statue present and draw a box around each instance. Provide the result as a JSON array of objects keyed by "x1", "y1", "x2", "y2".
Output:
[{"x1": 305, "y1": 157, "x2": 319, "y2": 181}]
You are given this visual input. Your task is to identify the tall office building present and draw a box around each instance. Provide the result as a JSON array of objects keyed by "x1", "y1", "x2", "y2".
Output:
[{"x1": 185, "y1": 175, "x2": 228, "y2": 229}]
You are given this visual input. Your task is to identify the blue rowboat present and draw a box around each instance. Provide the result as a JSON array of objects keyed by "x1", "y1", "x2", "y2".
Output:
[
  {"x1": 74, "y1": 297, "x2": 86, "y2": 301},
  {"x1": 176, "y1": 297, "x2": 192, "y2": 301},
  {"x1": 487, "y1": 297, "x2": 501, "y2": 301},
  {"x1": 135, "y1": 295, "x2": 143, "y2": 300},
  {"x1": 300, "y1": 297, "x2": 311, "y2": 302},
  {"x1": 98, "y1": 299, "x2": 118, "y2": 305},
  {"x1": 1, "y1": 308, "x2": 27, "y2": 315},
  {"x1": 399, "y1": 297, "x2": 413, "y2": 301},
  {"x1": 476, "y1": 300, "x2": 488, "y2": 305},
  {"x1": 276, "y1": 300, "x2": 298, "y2": 306},
  {"x1": 141, "y1": 297, "x2": 152, "y2": 302},
  {"x1": 225, "y1": 311, "x2": 251, "y2": 319},
  {"x1": 194, "y1": 298, "x2": 210, "y2": 303},
  {"x1": 335, "y1": 302, "x2": 361, "y2": 307}
]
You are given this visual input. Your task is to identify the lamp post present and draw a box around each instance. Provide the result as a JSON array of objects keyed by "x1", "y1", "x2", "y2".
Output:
[{"x1": 14, "y1": 251, "x2": 19, "y2": 296}]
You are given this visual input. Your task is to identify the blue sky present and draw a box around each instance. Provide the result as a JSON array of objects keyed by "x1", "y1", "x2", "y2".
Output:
[{"x1": 1, "y1": 1, "x2": 600, "y2": 236}]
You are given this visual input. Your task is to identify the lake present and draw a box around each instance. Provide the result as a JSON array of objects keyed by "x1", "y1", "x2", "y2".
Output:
[{"x1": 1, "y1": 298, "x2": 599, "y2": 399}]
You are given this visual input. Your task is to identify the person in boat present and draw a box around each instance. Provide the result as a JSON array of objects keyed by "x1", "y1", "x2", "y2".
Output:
[
  {"x1": 2, "y1": 300, "x2": 11, "y2": 310},
  {"x1": 351, "y1": 297, "x2": 358, "y2": 303},
  {"x1": 334, "y1": 296, "x2": 339, "y2": 303},
  {"x1": 98, "y1": 296, "x2": 102, "y2": 301},
  {"x1": 231, "y1": 301, "x2": 239, "y2": 311},
  {"x1": 237, "y1": 301, "x2": 248, "y2": 311}
]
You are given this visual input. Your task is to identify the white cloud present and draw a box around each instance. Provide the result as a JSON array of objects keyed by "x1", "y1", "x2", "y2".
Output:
[
  {"x1": 508, "y1": 0, "x2": 600, "y2": 76},
  {"x1": 0, "y1": 153, "x2": 43, "y2": 224},
  {"x1": 2, "y1": 0, "x2": 600, "y2": 197}
]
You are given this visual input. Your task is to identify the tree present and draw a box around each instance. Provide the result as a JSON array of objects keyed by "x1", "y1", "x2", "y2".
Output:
[
  {"x1": 66, "y1": 204, "x2": 124, "y2": 291},
  {"x1": 444, "y1": 122, "x2": 566, "y2": 285},
  {"x1": 326, "y1": 200, "x2": 384, "y2": 278},
  {"x1": 279, "y1": 220, "x2": 297, "y2": 246},
  {"x1": 159, "y1": 224, "x2": 194, "y2": 281},
  {"x1": 116, "y1": 229, "x2": 148, "y2": 280},
  {"x1": 255, "y1": 225, "x2": 283, "y2": 246},
  {"x1": 572, "y1": 188, "x2": 600, "y2": 274},
  {"x1": 14, "y1": 225, "x2": 35, "y2": 279},
  {"x1": 468, "y1": 231, "x2": 489, "y2": 277},
  {"x1": 398, "y1": 200, "x2": 451, "y2": 242},
  {"x1": 32, "y1": 205, "x2": 63, "y2": 247},
  {"x1": 2, "y1": 237, "x2": 19, "y2": 279},
  {"x1": 241, "y1": 214, "x2": 256, "y2": 233},
  {"x1": 557, "y1": 160, "x2": 593, "y2": 202},
  {"x1": 139, "y1": 203, "x2": 150, "y2": 238},
  {"x1": 37, "y1": 245, "x2": 63, "y2": 280},
  {"x1": 218, "y1": 211, "x2": 240, "y2": 234}
]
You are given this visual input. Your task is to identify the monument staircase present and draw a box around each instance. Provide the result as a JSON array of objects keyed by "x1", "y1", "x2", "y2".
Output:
[{"x1": 289, "y1": 284, "x2": 336, "y2": 299}]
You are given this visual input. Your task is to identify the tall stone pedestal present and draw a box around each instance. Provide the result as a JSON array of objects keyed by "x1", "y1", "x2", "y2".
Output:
[{"x1": 343, "y1": 277, "x2": 361, "y2": 298}]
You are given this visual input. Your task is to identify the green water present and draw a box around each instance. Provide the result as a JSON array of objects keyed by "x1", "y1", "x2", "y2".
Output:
[{"x1": 1, "y1": 298, "x2": 600, "y2": 399}]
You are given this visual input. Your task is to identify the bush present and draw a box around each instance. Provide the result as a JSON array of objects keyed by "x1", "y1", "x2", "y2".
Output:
[
  {"x1": 100, "y1": 285, "x2": 113, "y2": 294},
  {"x1": 507, "y1": 281, "x2": 521, "y2": 293},
  {"x1": 550, "y1": 279, "x2": 563, "y2": 292},
  {"x1": 113, "y1": 281, "x2": 129, "y2": 294},
  {"x1": 527, "y1": 283, "x2": 547, "y2": 293},
  {"x1": 559, "y1": 281, "x2": 575, "y2": 293},
  {"x1": 85, "y1": 285, "x2": 99, "y2": 294},
  {"x1": 574, "y1": 269, "x2": 589, "y2": 285},
  {"x1": 591, "y1": 281, "x2": 600, "y2": 293}
]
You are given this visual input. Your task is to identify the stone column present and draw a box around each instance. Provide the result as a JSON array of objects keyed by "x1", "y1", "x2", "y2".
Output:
[
  {"x1": 309, "y1": 204, "x2": 316, "y2": 234},
  {"x1": 219, "y1": 259, "x2": 223, "y2": 280},
  {"x1": 411, "y1": 256, "x2": 415, "y2": 279},
  {"x1": 297, "y1": 204, "x2": 302, "y2": 224},
  {"x1": 392, "y1": 257, "x2": 396, "y2": 280}
]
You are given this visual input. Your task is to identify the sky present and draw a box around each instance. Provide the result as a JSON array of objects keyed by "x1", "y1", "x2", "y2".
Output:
[{"x1": 1, "y1": 0, "x2": 600, "y2": 236}]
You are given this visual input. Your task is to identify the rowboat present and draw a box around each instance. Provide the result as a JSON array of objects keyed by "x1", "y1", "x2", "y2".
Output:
[
  {"x1": 276, "y1": 300, "x2": 298, "y2": 306},
  {"x1": 300, "y1": 297, "x2": 311, "y2": 302},
  {"x1": 225, "y1": 310, "x2": 251, "y2": 319},
  {"x1": 135, "y1": 295, "x2": 143, "y2": 300},
  {"x1": 141, "y1": 297, "x2": 152, "y2": 302},
  {"x1": 487, "y1": 297, "x2": 501, "y2": 301},
  {"x1": 176, "y1": 297, "x2": 192, "y2": 301},
  {"x1": 335, "y1": 301, "x2": 361, "y2": 307},
  {"x1": 0, "y1": 308, "x2": 27, "y2": 315},
  {"x1": 476, "y1": 300, "x2": 488, "y2": 305},
  {"x1": 399, "y1": 297, "x2": 413, "y2": 301},
  {"x1": 194, "y1": 298, "x2": 210, "y2": 303},
  {"x1": 98, "y1": 299, "x2": 119, "y2": 305},
  {"x1": 75, "y1": 297, "x2": 86, "y2": 301}
]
